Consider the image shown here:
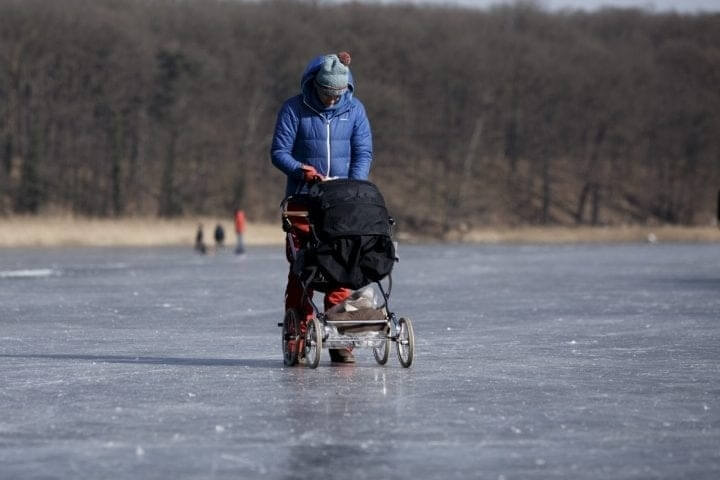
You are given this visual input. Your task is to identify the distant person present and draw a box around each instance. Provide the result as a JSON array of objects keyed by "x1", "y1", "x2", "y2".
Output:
[
  {"x1": 270, "y1": 51, "x2": 373, "y2": 364},
  {"x1": 234, "y1": 208, "x2": 246, "y2": 255},
  {"x1": 194, "y1": 224, "x2": 207, "y2": 254},
  {"x1": 214, "y1": 224, "x2": 225, "y2": 251}
]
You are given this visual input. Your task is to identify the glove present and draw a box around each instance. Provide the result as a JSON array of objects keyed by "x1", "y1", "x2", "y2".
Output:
[{"x1": 301, "y1": 165, "x2": 324, "y2": 183}]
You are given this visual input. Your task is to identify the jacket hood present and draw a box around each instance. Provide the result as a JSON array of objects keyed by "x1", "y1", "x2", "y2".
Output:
[{"x1": 300, "y1": 55, "x2": 355, "y2": 111}]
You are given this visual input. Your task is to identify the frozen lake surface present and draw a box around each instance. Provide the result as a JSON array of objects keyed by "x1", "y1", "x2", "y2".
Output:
[{"x1": 1, "y1": 243, "x2": 719, "y2": 479}]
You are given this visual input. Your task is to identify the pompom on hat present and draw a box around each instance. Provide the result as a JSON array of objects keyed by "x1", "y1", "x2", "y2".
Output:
[
  {"x1": 315, "y1": 51, "x2": 351, "y2": 95},
  {"x1": 337, "y1": 51, "x2": 351, "y2": 66}
]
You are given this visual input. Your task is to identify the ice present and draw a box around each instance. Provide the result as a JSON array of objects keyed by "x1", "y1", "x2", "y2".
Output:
[{"x1": 1, "y1": 244, "x2": 720, "y2": 478}]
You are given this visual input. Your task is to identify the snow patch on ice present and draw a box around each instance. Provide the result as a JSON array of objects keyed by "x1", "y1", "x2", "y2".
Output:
[{"x1": 0, "y1": 268, "x2": 57, "y2": 278}]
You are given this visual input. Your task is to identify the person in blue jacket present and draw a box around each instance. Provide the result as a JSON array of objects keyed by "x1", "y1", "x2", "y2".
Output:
[{"x1": 271, "y1": 51, "x2": 373, "y2": 364}]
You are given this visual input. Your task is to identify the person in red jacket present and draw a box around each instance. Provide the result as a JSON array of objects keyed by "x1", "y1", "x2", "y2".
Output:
[{"x1": 234, "y1": 209, "x2": 246, "y2": 255}]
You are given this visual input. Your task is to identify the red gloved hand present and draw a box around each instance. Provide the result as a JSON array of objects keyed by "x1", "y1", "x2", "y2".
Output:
[{"x1": 301, "y1": 165, "x2": 324, "y2": 183}]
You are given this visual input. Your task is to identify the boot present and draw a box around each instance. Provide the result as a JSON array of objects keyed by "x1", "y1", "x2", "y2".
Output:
[
  {"x1": 296, "y1": 317, "x2": 309, "y2": 365},
  {"x1": 296, "y1": 338, "x2": 306, "y2": 365},
  {"x1": 329, "y1": 348, "x2": 355, "y2": 364}
]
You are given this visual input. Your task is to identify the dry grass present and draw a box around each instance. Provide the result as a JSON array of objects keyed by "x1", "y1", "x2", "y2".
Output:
[
  {"x1": 0, "y1": 216, "x2": 718, "y2": 247},
  {"x1": 0, "y1": 216, "x2": 284, "y2": 247},
  {"x1": 433, "y1": 225, "x2": 720, "y2": 244}
]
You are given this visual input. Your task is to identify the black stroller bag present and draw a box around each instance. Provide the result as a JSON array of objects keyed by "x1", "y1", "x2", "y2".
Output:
[{"x1": 292, "y1": 179, "x2": 396, "y2": 291}]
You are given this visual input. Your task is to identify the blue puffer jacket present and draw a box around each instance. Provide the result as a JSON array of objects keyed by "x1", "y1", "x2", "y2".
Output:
[{"x1": 271, "y1": 55, "x2": 373, "y2": 197}]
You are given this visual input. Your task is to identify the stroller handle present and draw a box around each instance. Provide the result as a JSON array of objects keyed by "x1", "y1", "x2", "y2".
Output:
[
  {"x1": 282, "y1": 210, "x2": 309, "y2": 217},
  {"x1": 280, "y1": 195, "x2": 310, "y2": 217}
]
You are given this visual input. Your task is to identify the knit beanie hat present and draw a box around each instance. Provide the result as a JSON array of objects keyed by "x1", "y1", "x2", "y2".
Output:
[{"x1": 314, "y1": 52, "x2": 351, "y2": 95}]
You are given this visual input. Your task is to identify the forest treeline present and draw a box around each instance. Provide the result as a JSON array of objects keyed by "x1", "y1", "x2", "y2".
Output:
[{"x1": 1, "y1": 0, "x2": 718, "y2": 234}]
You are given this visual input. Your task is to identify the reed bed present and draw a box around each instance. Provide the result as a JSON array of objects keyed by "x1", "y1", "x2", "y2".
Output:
[
  {"x1": 0, "y1": 216, "x2": 717, "y2": 247},
  {"x1": 0, "y1": 216, "x2": 284, "y2": 247}
]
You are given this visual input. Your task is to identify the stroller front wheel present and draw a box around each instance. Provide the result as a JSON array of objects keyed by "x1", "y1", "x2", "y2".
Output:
[
  {"x1": 373, "y1": 331, "x2": 390, "y2": 365},
  {"x1": 304, "y1": 317, "x2": 322, "y2": 369},
  {"x1": 395, "y1": 317, "x2": 414, "y2": 368}
]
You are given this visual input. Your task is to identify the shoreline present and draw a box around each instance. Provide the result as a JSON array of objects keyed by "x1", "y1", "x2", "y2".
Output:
[{"x1": 0, "y1": 216, "x2": 718, "y2": 247}]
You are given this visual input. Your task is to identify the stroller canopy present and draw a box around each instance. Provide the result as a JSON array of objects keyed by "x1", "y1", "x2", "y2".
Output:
[{"x1": 293, "y1": 179, "x2": 396, "y2": 291}]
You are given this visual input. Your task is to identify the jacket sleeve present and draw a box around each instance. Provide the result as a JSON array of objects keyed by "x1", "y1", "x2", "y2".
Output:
[
  {"x1": 271, "y1": 100, "x2": 304, "y2": 180},
  {"x1": 349, "y1": 100, "x2": 373, "y2": 180}
]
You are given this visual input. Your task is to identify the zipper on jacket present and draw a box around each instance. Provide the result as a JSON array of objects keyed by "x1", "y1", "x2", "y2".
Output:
[
  {"x1": 325, "y1": 120, "x2": 331, "y2": 177},
  {"x1": 303, "y1": 98, "x2": 344, "y2": 178}
]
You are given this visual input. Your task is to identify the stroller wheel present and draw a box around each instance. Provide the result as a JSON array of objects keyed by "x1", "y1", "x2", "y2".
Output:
[
  {"x1": 282, "y1": 309, "x2": 300, "y2": 366},
  {"x1": 395, "y1": 317, "x2": 414, "y2": 368},
  {"x1": 304, "y1": 317, "x2": 322, "y2": 369},
  {"x1": 373, "y1": 332, "x2": 390, "y2": 365}
]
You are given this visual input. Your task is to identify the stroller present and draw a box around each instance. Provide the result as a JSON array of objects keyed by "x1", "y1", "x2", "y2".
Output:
[{"x1": 278, "y1": 179, "x2": 415, "y2": 368}]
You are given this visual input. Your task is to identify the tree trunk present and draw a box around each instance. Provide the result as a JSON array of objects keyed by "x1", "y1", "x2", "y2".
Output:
[
  {"x1": 110, "y1": 112, "x2": 125, "y2": 216},
  {"x1": 158, "y1": 129, "x2": 181, "y2": 217},
  {"x1": 541, "y1": 155, "x2": 551, "y2": 224},
  {"x1": 455, "y1": 117, "x2": 483, "y2": 216},
  {"x1": 575, "y1": 182, "x2": 590, "y2": 224},
  {"x1": 15, "y1": 126, "x2": 42, "y2": 214},
  {"x1": 590, "y1": 183, "x2": 600, "y2": 225}
]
